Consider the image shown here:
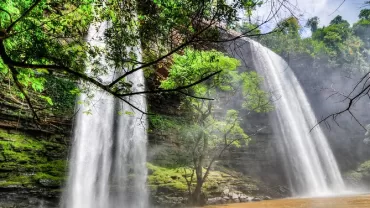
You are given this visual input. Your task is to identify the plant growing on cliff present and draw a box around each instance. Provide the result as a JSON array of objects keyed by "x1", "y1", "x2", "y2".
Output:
[
  {"x1": 160, "y1": 48, "x2": 271, "y2": 205},
  {"x1": 0, "y1": 0, "x2": 294, "y2": 122}
]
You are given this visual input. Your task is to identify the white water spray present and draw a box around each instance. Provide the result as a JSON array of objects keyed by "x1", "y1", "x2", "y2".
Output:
[
  {"x1": 62, "y1": 21, "x2": 148, "y2": 208},
  {"x1": 248, "y1": 39, "x2": 345, "y2": 197}
]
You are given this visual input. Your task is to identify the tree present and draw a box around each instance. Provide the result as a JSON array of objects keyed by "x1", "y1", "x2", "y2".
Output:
[
  {"x1": 277, "y1": 16, "x2": 300, "y2": 36},
  {"x1": 359, "y1": 9, "x2": 370, "y2": 20},
  {"x1": 0, "y1": 0, "x2": 292, "y2": 122},
  {"x1": 242, "y1": 0, "x2": 263, "y2": 23},
  {"x1": 353, "y1": 9, "x2": 370, "y2": 48},
  {"x1": 160, "y1": 48, "x2": 271, "y2": 205},
  {"x1": 306, "y1": 16, "x2": 319, "y2": 33}
]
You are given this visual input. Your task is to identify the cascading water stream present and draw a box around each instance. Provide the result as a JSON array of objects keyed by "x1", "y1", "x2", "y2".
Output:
[
  {"x1": 62, "y1": 21, "x2": 148, "y2": 208},
  {"x1": 247, "y1": 39, "x2": 345, "y2": 197}
]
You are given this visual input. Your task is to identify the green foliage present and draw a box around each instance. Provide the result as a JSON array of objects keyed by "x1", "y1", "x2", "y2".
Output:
[
  {"x1": 160, "y1": 48, "x2": 240, "y2": 94},
  {"x1": 158, "y1": 48, "x2": 272, "y2": 201},
  {"x1": 207, "y1": 110, "x2": 249, "y2": 148},
  {"x1": 0, "y1": 0, "x2": 95, "y2": 114},
  {"x1": 149, "y1": 114, "x2": 187, "y2": 131},
  {"x1": 306, "y1": 17, "x2": 319, "y2": 33},
  {"x1": 44, "y1": 75, "x2": 77, "y2": 114},
  {"x1": 345, "y1": 160, "x2": 370, "y2": 186},
  {"x1": 277, "y1": 17, "x2": 300, "y2": 36},
  {"x1": 161, "y1": 48, "x2": 271, "y2": 115},
  {"x1": 261, "y1": 12, "x2": 370, "y2": 73},
  {"x1": 353, "y1": 9, "x2": 370, "y2": 48},
  {"x1": 359, "y1": 9, "x2": 370, "y2": 20},
  {"x1": 236, "y1": 22, "x2": 261, "y2": 35}
]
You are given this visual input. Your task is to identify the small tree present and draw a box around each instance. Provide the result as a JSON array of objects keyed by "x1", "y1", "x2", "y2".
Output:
[{"x1": 160, "y1": 48, "x2": 271, "y2": 205}]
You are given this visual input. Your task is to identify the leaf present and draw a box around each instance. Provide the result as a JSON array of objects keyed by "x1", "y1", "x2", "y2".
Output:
[
  {"x1": 124, "y1": 111, "x2": 135, "y2": 116},
  {"x1": 39, "y1": 95, "x2": 54, "y2": 106}
]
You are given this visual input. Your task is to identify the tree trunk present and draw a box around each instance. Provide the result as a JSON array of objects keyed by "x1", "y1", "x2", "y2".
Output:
[
  {"x1": 192, "y1": 178, "x2": 205, "y2": 206},
  {"x1": 191, "y1": 131, "x2": 208, "y2": 206}
]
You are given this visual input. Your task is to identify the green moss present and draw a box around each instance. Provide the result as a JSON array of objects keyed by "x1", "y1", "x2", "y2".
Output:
[
  {"x1": 358, "y1": 160, "x2": 370, "y2": 172},
  {"x1": 0, "y1": 174, "x2": 33, "y2": 187},
  {"x1": 33, "y1": 172, "x2": 63, "y2": 182},
  {"x1": 345, "y1": 160, "x2": 370, "y2": 186},
  {"x1": 0, "y1": 128, "x2": 67, "y2": 188},
  {"x1": 148, "y1": 163, "x2": 190, "y2": 194}
]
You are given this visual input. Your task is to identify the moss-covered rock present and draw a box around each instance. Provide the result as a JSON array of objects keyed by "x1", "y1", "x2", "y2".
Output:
[
  {"x1": 147, "y1": 163, "x2": 282, "y2": 207},
  {"x1": 344, "y1": 160, "x2": 370, "y2": 187},
  {"x1": 0, "y1": 128, "x2": 67, "y2": 189}
]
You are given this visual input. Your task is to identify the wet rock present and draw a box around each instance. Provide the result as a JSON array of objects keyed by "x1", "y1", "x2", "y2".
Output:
[
  {"x1": 263, "y1": 196, "x2": 272, "y2": 200},
  {"x1": 231, "y1": 193, "x2": 239, "y2": 199},
  {"x1": 239, "y1": 193, "x2": 249, "y2": 202},
  {"x1": 252, "y1": 197, "x2": 262, "y2": 201},
  {"x1": 207, "y1": 197, "x2": 223, "y2": 205},
  {"x1": 38, "y1": 179, "x2": 59, "y2": 188},
  {"x1": 152, "y1": 196, "x2": 186, "y2": 208},
  {"x1": 223, "y1": 188, "x2": 230, "y2": 195}
]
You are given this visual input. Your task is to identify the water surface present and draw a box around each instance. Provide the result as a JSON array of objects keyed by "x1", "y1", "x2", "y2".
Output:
[{"x1": 208, "y1": 195, "x2": 370, "y2": 208}]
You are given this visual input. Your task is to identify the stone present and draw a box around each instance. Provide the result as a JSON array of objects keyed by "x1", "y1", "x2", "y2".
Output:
[
  {"x1": 240, "y1": 197, "x2": 249, "y2": 202},
  {"x1": 263, "y1": 196, "x2": 272, "y2": 200},
  {"x1": 252, "y1": 197, "x2": 262, "y2": 202},
  {"x1": 207, "y1": 197, "x2": 222, "y2": 205},
  {"x1": 223, "y1": 188, "x2": 230, "y2": 195},
  {"x1": 38, "y1": 179, "x2": 59, "y2": 188},
  {"x1": 239, "y1": 194, "x2": 247, "y2": 199},
  {"x1": 221, "y1": 198, "x2": 228, "y2": 204}
]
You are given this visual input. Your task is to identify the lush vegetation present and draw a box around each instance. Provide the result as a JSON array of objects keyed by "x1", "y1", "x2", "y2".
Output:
[
  {"x1": 156, "y1": 48, "x2": 271, "y2": 205},
  {"x1": 259, "y1": 11, "x2": 370, "y2": 79},
  {"x1": 2, "y1": 0, "x2": 370, "y2": 207},
  {"x1": 0, "y1": 0, "x2": 268, "y2": 121}
]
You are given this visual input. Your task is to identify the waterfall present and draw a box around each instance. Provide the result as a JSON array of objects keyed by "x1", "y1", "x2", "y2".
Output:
[
  {"x1": 248, "y1": 39, "x2": 345, "y2": 197},
  {"x1": 62, "y1": 21, "x2": 148, "y2": 208}
]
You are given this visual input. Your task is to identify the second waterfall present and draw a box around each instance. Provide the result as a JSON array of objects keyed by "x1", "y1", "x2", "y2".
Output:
[
  {"x1": 248, "y1": 39, "x2": 345, "y2": 197},
  {"x1": 62, "y1": 22, "x2": 148, "y2": 208}
]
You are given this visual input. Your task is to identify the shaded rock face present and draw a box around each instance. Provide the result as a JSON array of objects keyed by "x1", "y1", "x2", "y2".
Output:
[{"x1": 0, "y1": 187, "x2": 59, "y2": 208}]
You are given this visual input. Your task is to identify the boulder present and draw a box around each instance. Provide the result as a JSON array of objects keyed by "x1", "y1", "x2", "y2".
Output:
[
  {"x1": 223, "y1": 188, "x2": 230, "y2": 195},
  {"x1": 207, "y1": 197, "x2": 223, "y2": 205},
  {"x1": 252, "y1": 197, "x2": 262, "y2": 202}
]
